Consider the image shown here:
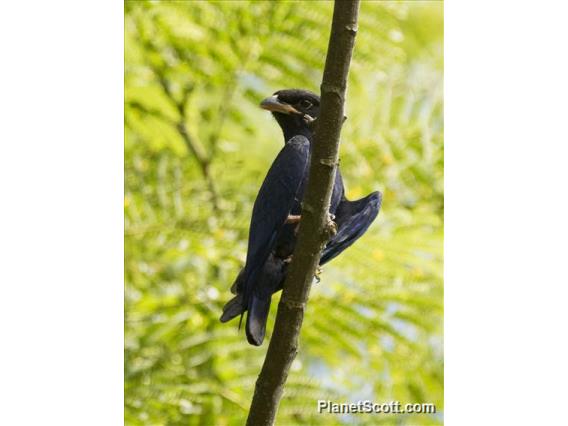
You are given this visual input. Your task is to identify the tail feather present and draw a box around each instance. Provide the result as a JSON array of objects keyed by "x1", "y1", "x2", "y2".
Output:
[
  {"x1": 230, "y1": 268, "x2": 245, "y2": 295},
  {"x1": 219, "y1": 293, "x2": 244, "y2": 323},
  {"x1": 245, "y1": 295, "x2": 271, "y2": 346},
  {"x1": 221, "y1": 254, "x2": 286, "y2": 345}
]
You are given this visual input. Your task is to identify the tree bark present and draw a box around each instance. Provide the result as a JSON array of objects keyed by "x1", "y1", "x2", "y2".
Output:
[{"x1": 245, "y1": 1, "x2": 361, "y2": 425}]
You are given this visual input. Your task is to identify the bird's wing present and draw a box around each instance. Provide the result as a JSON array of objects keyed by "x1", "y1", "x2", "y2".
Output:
[
  {"x1": 320, "y1": 191, "x2": 382, "y2": 265},
  {"x1": 243, "y1": 135, "x2": 310, "y2": 304}
]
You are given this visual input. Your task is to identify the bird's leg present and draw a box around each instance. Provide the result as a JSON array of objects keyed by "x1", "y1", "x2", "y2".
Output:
[
  {"x1": 314, "y1": 214, "x2": 336, "y2": 283},
  {"x1": 285, "y1": 214, "x2": 302, "y2": 224},
  {"x1": 314, "y1": 265, "x2": 323, "y2": 283},
  {"x1": 324, "y1": 213, "x2": 337, "y2": 238}
]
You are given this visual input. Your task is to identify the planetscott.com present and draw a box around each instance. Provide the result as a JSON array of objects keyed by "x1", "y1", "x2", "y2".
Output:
[{"x1": 317, "y1": 400, "x2": 436, "y2": 415}]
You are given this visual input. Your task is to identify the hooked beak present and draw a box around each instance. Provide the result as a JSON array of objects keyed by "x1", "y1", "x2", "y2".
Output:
[{"x1": 260, "y1": 95, "x2": 301, "y2": 115}]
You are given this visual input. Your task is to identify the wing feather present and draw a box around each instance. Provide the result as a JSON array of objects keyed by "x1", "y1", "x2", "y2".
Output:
[
  {"x1": 320, "y1": 191, "x2": 382, "y2": 265},
  {"x1": 242, "y1": 136, "x2": 310, "y2": 305}
]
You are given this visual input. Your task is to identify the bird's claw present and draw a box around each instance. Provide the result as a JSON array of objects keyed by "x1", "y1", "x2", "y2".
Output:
[
  {"x1": 315, "y1": 266, "x2": 323, "y2": 283},
  {"x1": 325, "y1": 213, "x2": 337, "y2": 237}
]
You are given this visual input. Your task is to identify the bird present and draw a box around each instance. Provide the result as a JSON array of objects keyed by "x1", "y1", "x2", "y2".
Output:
[{"x1": 220, "y1": 89, "x2": 382, "y2": 346}]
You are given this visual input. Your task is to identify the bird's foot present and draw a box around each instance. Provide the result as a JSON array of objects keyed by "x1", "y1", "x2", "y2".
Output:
[
  {"x1": 285, "y1": 214, "x2": 302, "y2": 224},
  {"x1": 324, "y1": 213, "x2": 337, "y2": 238},
  {"x1": 315, "y1": 266, "x2": 323, "y2": 283}
]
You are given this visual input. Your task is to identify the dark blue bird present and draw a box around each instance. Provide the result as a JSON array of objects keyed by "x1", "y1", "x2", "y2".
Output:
[{"x1": 220, "y1": 89, "x2": 382, "y2": 346}]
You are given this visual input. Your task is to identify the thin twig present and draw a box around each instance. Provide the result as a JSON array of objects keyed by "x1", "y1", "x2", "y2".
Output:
[
  {"x1": 245, "y1": 1, "x2": 361, "y2": 425},
  {"x1": 131, "y1": 18, "x2": 221, "y2": 211}
]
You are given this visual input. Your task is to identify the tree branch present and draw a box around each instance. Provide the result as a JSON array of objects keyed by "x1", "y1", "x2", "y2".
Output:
[
  {"x1": 131, "y1": 18, "x2": 220, "y2": 211},
  {"x1": 175, "y1": 120, "x2": 220, "y2": 210},
  {"x1": 127, "y1": 99, "x2": 220, "y2": 211},
  {"x1": 155, "y1": 72, "x2": 221, "y2": 211},
  {"x1": 245, "y1": 1, "x2": 361, "y2": 425}
]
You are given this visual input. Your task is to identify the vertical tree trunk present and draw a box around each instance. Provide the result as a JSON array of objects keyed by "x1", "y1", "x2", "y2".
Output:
[{"x1": 245, "y1": 1, "x2": 361, "y2": 425}]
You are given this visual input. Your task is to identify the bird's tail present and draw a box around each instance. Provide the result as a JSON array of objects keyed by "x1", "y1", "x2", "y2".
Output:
[
  {"x1": 245, "y1": 295, "x2": 272, "y2": 346},
  {"x1": 219, "y1": 293, "x2": 245, "y2": 323},
  {"x1": 219, "y1": 269, "x2": 246, "y2": 323}
]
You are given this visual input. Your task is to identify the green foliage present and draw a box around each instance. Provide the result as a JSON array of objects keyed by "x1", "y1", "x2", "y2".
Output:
[{"x1": 125, "y1": 1, "x2": 443, "y2": 425}]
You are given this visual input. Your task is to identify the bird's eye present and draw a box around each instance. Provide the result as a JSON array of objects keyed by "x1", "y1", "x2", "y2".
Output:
[{"x1": 299, "y1": 99, "x2": 312, "y2": 110}]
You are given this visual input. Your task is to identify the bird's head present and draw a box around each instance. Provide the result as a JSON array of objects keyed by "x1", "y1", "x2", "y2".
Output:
[{"x1": 260, "y1": 89, "x2": 320, "y2": 141}]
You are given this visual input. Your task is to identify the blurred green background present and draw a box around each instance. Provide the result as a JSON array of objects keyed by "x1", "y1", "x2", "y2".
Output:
[{"x1": 125, "y1": 1, "x2": 443, "y2": 425}]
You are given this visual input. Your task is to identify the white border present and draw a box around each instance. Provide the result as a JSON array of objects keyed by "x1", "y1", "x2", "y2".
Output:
[
  {"x1": 1, "y1": 1, "x2": 567, "y2": 425},
  {"x1": 0, "y1": 2, "x2": 124, "y2": 425},
  {"x1": 446, "y1": 1, "x2": 568, "y2": 424}
]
